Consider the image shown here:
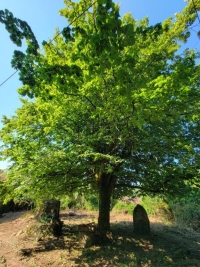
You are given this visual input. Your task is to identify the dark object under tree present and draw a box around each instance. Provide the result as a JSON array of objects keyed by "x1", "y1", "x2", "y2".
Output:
[
  {"x1": 133, "y1": 204, "x2": 150, "y2": 235},
  {"x1": 40, "y1": 200, "x2": 63, "y2": 236}
]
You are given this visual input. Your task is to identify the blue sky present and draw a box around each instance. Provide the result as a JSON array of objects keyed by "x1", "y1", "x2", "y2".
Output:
[{"x1": 0, "y1": 0, "x2": 198, "y2": 169}]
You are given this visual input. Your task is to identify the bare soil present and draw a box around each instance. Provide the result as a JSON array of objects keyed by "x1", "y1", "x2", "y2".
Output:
[{"x1": 0, "y1": 210, "x2": 199, "y2": 267}]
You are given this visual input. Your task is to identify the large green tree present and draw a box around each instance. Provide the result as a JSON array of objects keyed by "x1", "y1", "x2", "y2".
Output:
[{"x1": 0, "y1": 0, "x2": 200, "y2": 235}]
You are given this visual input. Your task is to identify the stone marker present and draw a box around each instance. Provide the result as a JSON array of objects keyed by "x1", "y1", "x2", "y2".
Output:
[
  {"x1": 133, "y1": 204, "x2": 150, "y2": 234},
  {"x1": 40, "y1": 200, "x2": 63, "y2": 236},
  {"x1": 42, "y1": 199, "x2": 60, "y2": 222}
]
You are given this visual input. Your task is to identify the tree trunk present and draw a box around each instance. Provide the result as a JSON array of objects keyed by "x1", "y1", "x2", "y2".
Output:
[{"x1": 97, "y1": 172, "x2": 114, "y2": 233}]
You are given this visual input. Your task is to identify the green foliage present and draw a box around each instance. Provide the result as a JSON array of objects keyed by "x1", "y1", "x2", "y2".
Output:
[
  {"x1": 168, "y1": 187, "x2": 200, "y2": 230},
  {"x1": 60, "y1": 196, "x2": 71, "y2": 210},
  {"x1": 40, "y1": 213, "x2": 56, "y2": 223},
  {"x1": 112, "y1": 196, "x2": 173, "y2": 219},
  {"x1": 171, "y1": 201, "x2": 200, "y2": 230},
  {"x1": 0, "y1": 9, "x2": 40, "y2": 92},
  {"x1": 60, "y1": 193, "x2": 85, "y2": 210},
  {"x1": 60, "y1": 194, "x2": 99, "y2": 211},
  {"x1": 141, "y1": 196, "x2": 172, "y2": 218},
  {"x1": 84, "y1": 195, "x2": 99, "y2": 211},
  {"x1": 112, "y1": 201, "x2": 136, "y2": 215},
  {"x1": 0, "y1": 0, "x2": 200, "y2": 231},
  {"x1": 0, "y1": 9, "x2": 39, "y2": 51}
]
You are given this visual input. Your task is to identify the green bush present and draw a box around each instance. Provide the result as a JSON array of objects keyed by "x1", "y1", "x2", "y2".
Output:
[
  {"x1": 140, "y1": 196, "x2": 172, "y2": 217},
  {"x1": 60, "y1": 194, "x2": 99, "y2": 211},
  {"x1": 84, "y1": 195, "x2": 99, "y2": 211},
  {"x1": 112, "y1": 201, "x2": 136, "y2": 215},
  {"x1": 112, "y1": 196, "x2": 173, "y2": 219},
  {"x1": 171, "y1": 202, "x2": 200, "y2": 230},
  {"x1": 60, "y1": 196, "x2": 71, "y2": 210},
  {"x1": 168, "y1": 188, "x2": 200, "y2": 230}
]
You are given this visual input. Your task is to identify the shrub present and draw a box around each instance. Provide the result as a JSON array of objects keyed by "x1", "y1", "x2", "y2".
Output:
[
  {"x1": 168, "y1": 188, "x2": 200, "y2": 231},
  {"x1": 60, "y1": 196, "x2": 71, "y2": 210},
  {"x1": 140, "y1": 196, "x2": 172, "y2": 218},
  {"x1": 84, "y1": 195, "x2": 99, "y2": 211},
  {"x1": 171, "y1": 202, "x2": 200, "y2": 231},
  {"x1": 112, "y1": 201, "x2": 136, "y2": 215},
  {"x1": 60, "y1": 194, "x2": 99, "y2": 211}
]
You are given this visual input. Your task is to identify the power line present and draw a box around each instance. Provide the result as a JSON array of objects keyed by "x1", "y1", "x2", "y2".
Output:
[
  {"x1": 0, "y1": 70, "x2": 18, "y2": 87},
  {"x1": 49, "y1": 1, "x2": 97, "y2": 45},
  {"x1": 0, "y1": 0, "x2": 97, "y2": 87},
  {"x1": 0, "y1": 1, "x2": 199, "y2": 88}
]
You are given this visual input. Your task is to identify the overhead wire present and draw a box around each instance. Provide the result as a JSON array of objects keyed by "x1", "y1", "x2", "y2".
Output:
[
  {"x1": 0, "y1": 0, "x2": 97, "y2": 87},
  {"x1": 0, "y1": 0, "x2": 200, "y2": 88},
  {"x1": 0, "y1": 70, "x2": 18, "y2": 87},
  {"x1": 49, "y1": 0, "x2": 97, "y2": 45}
]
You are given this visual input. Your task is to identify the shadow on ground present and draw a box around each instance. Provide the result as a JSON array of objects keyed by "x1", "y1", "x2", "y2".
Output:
[
  {"x1": 72, "y1": 220, "x2": 200, "y2": 267},
  {"x1": 4, "y1": 211, "x2": 199, "y2": 267},
  {"x1": 0, "y1": 211, "x2": 27, "y2": 224},
  {"x1": 60, "y1": 211, "x2": 97, "y2": 222}
]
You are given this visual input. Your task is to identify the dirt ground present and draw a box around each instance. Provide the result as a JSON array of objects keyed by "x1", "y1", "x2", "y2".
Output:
[
  {"x1": 0, "y1": 210, "x2": 199, "y2": 267},
  {"x1": 0, "y1": 210, "x2": 130, "y2": 267}
]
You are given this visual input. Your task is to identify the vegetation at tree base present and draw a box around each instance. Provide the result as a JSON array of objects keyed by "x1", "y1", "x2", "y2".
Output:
[
  {"x1": 169, "y1": 187, "x2": 200, "y2": 231},
  {"x1": 0, "y1": 0, "x2": 200, "y2": 237}
]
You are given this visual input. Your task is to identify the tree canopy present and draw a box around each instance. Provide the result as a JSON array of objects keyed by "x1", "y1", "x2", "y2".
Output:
[{"x1": 0, "y1": 0, "x2": 200, "y2": 233}]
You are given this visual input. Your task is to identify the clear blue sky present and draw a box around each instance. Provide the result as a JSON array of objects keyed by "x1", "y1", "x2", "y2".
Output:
[{"x1": 0, "y1": 0, "x2": 198, "y2": 169}]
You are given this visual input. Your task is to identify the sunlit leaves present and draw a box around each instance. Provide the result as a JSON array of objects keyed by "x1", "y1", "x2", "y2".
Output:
[{"x1": 0, "y1": 0, "x2": 200, "y2": 201}]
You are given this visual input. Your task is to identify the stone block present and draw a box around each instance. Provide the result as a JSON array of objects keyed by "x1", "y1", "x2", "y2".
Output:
[{"x1": 133, "y1": 204, "x2": 150, "y2": 234}]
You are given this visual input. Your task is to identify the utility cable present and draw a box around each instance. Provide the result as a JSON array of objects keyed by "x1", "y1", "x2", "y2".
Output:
[
  {"x1": 0, "y1": 70, "x2": 18, "y2": 87},
  {"x1": 49, "y1": 0, "x2": 97, "y2": 45},
  {"x1": 0, "y1": 0, "x2": 97, "y2": 87},
  {"x1": 0, "y1": 0, "x2": 199, "y2": 87}
]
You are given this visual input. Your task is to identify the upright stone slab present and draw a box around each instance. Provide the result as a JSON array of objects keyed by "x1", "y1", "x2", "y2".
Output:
[
  {"x1": 40, "y1": 200, "x2": 63, "y2": 236},
  {"x1": 133, "y1": 204, "x2": 150, "y2": 234},
  {"x1": 42, "y1": 199, "x2": 60, "y2": 222}
]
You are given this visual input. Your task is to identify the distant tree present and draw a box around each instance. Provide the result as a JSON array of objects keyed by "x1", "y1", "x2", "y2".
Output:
[{"x1": 0, "y1": 0, "x2": 200, "y2": 237}]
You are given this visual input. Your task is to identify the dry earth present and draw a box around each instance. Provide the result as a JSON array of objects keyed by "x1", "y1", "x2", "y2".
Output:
[{"x1": 0, "y1": 210, "x2": 199, "y2": 267}]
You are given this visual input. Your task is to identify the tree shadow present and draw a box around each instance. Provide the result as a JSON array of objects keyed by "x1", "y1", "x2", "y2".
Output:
[
  {"x1": 34, "y1": 236, "x2": 68, "y2": 252},
  {"x1": 0, "y1": 211, "x2": 27, "y2": 224},
  {"x1": 17, "y1": 236, "x2": 69, "y2": 259},
  {"x1": 60, "y1": 211, "x2": 97, "y2": 223},
  {"x1": 24, "y1": 223, "x2": 79, "y2": 256},
  {"x1": 72, "y1": 220, "x2": 200, "y2": 267},
  {"x1": 6, "y1": 212, "x2": 198, "y2": 266}
]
